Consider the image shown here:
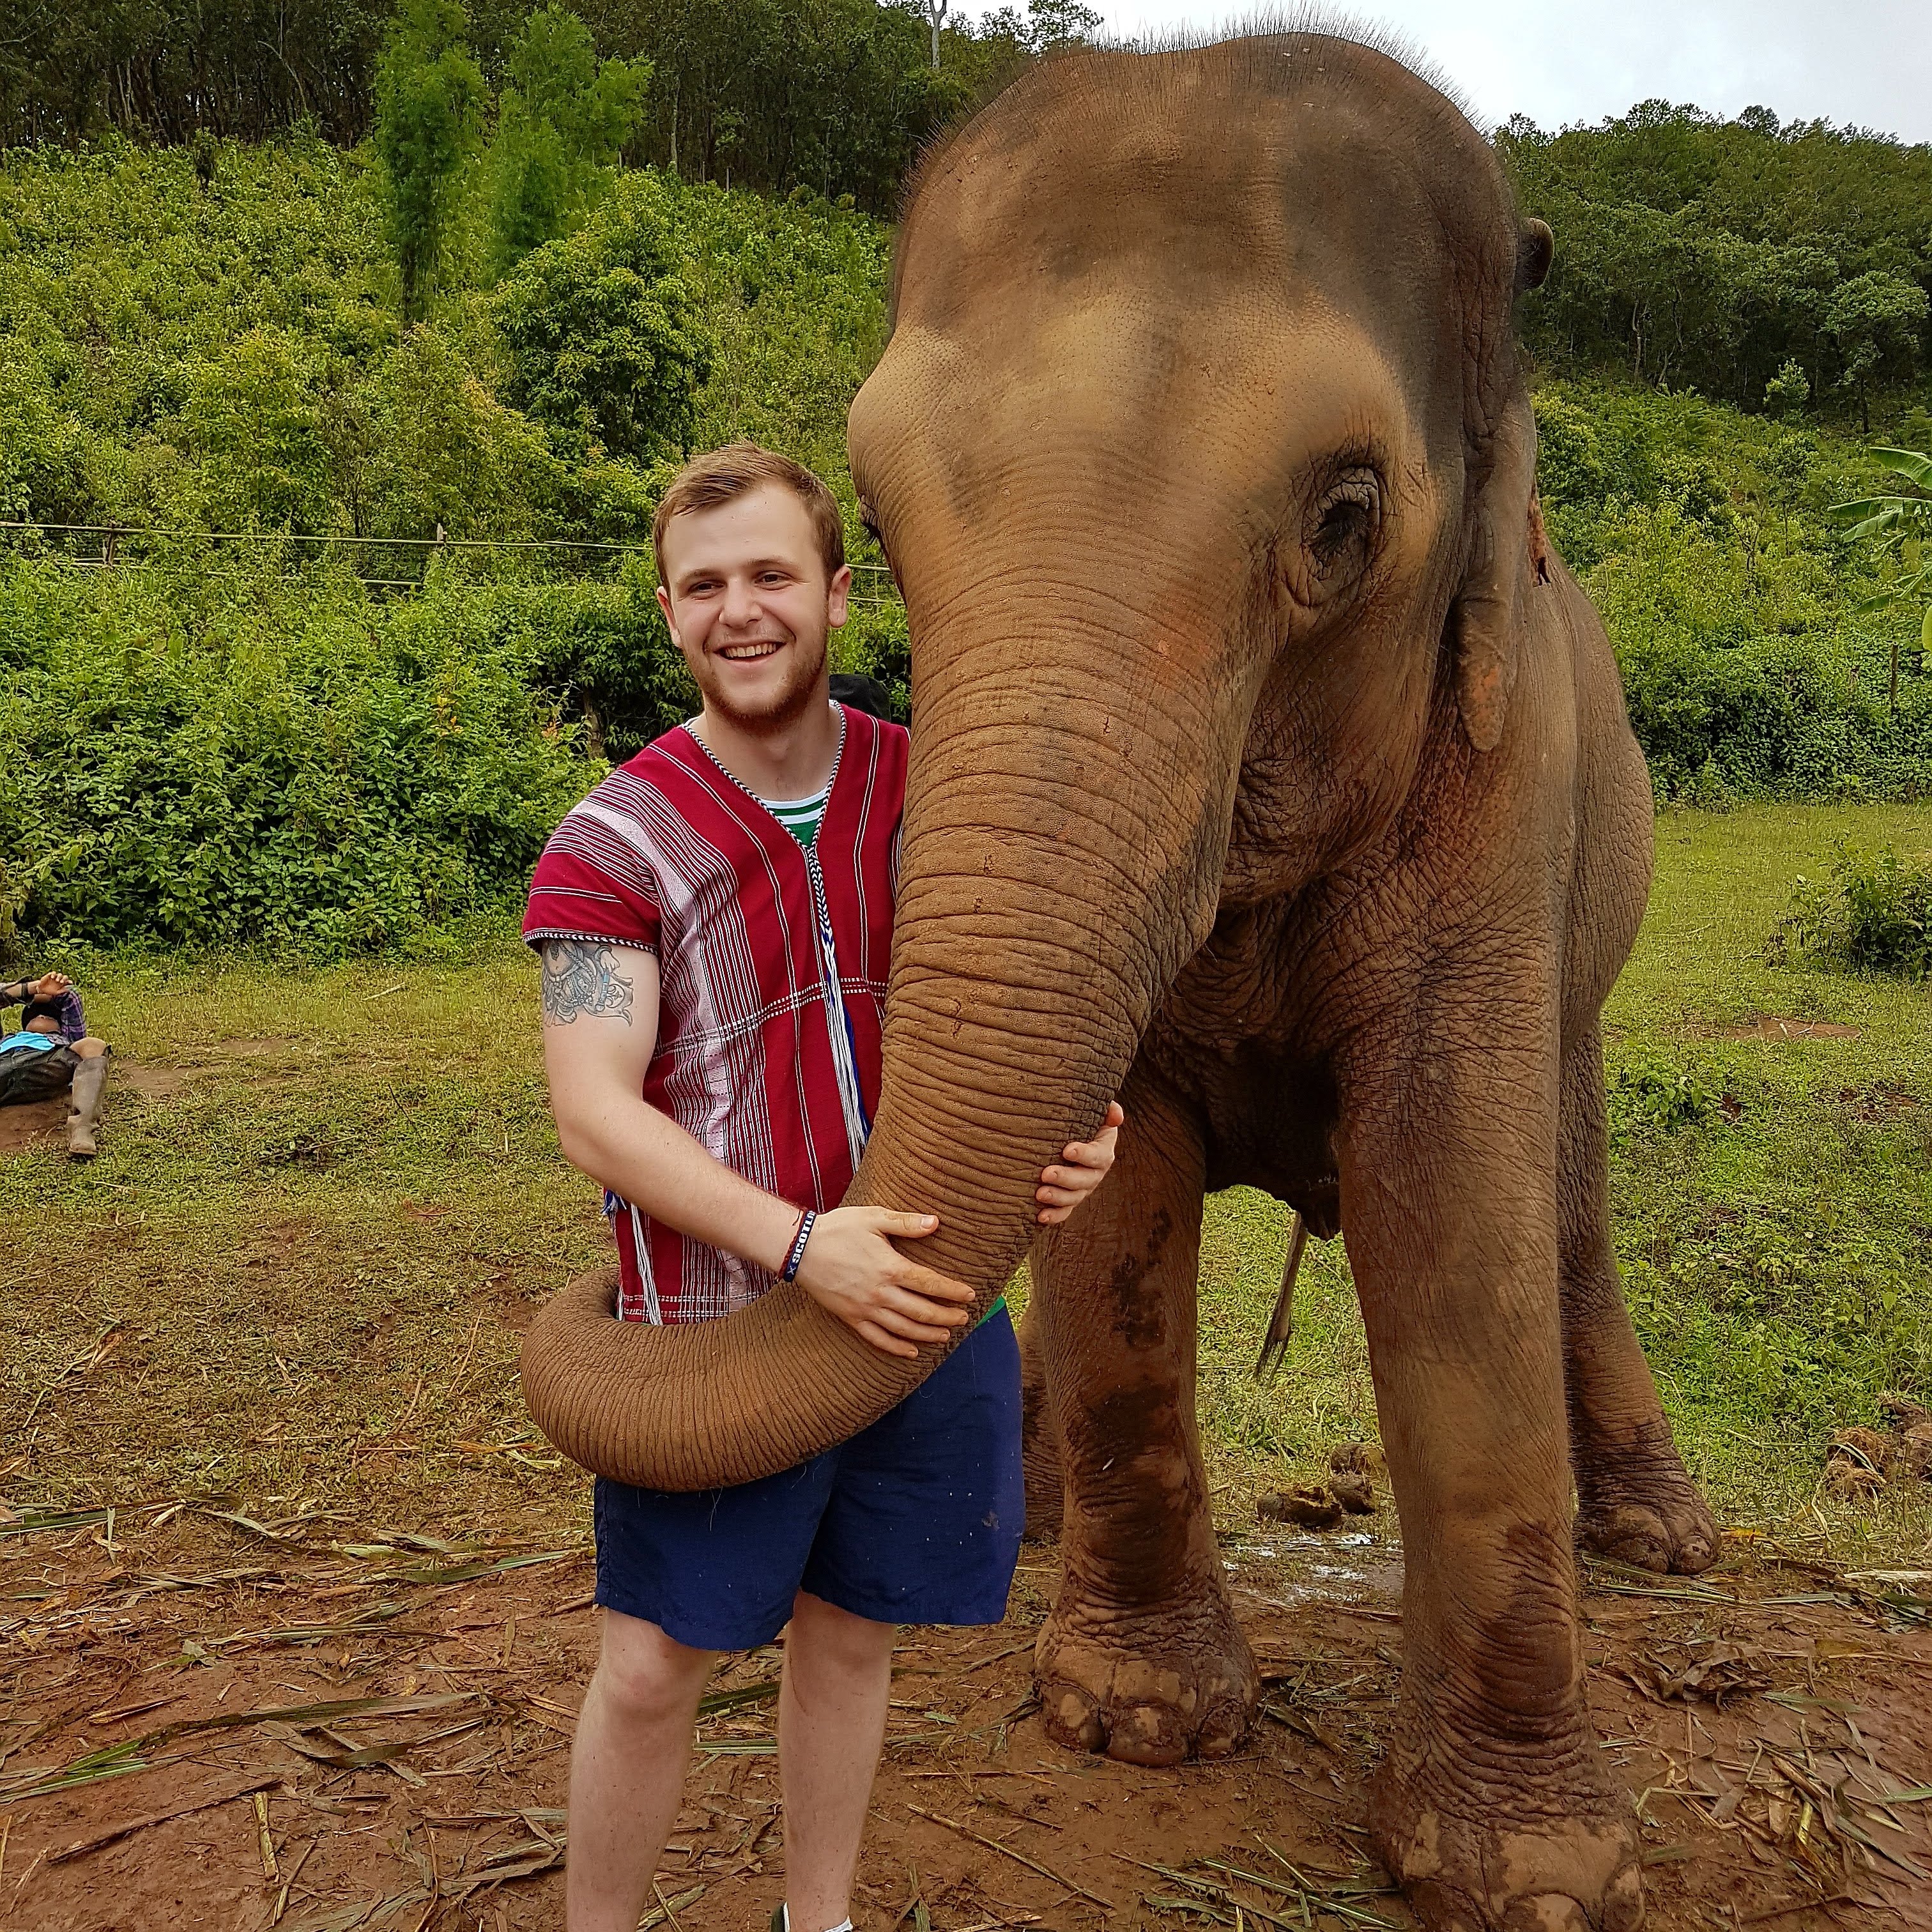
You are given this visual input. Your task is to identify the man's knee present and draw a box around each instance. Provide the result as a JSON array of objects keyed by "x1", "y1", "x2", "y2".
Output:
[
  {"x1": 72, "y1": 1038, "x2": 108, "y2": 1059},
  {"x1": 788, "y1": 1591, "x2": 896, "y2": 1668},
  {"x1": 593, "y1": 1610, "x2": 716, "y2": 1725}
]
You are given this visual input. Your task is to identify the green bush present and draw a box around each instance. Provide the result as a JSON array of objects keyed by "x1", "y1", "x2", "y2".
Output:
[
  {"x1": 494, "y1": 172, "x2": 714, "y2": 464},
  {"x1": 1606, "y1": 1052, "x2": 1731, "y2": 1147},
  {"x1": 1532, "y1": 379, "x2": 1932, "y2": 802},
  {"x1": 0, "y1": 561, "x2": 597, "y2": 957},
  {"x1": 1768, "y1": 842, "x2": 1932, "y2": 979}
]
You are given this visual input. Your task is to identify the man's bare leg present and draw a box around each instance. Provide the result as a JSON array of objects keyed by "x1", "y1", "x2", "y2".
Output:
[
  {"x1": 566, "y1": 1610, "x2": 716, "y2": 1932},
  {"x1": 779, "y1": 1592, "x2": 896, "y2": 1931}
]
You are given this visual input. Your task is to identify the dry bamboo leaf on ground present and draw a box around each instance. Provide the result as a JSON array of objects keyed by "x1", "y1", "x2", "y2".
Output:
[
  {"x1": 1635, "y1": 1645, "x2": 1772, "y2": 1706},
  {"x1": 47, "y1": 1772, "x2": 284, "y2": 1864},
  {"x1": 905, "y1": 1802, "x2": 1116, "y2": 1910},
  {"x1": 638, "y1": 1884, "x2": 706, "y2": 1930},
  {"x1": 1, "y1": 1689, "x2": 479, "y2": 1805}
]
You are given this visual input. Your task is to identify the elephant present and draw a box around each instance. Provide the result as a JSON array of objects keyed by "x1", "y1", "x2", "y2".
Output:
[{"x1": 522, "y1": 29, "x2": 1722, "y2": 1931}]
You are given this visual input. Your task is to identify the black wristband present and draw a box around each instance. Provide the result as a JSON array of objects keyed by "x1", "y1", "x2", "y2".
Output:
[{"x1": 779, "y1": 1209, "x2": 817, "y2": 1284}]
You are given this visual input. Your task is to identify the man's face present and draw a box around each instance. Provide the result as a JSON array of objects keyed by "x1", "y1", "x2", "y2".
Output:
[
  {"x1": 656, "y1": 484, "x2": 851, "y2": 733},
  {"x1": 23, "y1": 1015, "x2": 57, "y2": 1036}
]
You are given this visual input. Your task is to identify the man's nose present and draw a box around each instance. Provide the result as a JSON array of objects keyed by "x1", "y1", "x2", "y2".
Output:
[{"x1": 720, "y1": 576, "x2": 761, "y2": 627}]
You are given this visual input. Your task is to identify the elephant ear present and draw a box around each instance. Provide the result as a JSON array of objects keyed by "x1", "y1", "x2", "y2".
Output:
[{"x1": 1450, "y1": 388, "x2": 1541, "y2": 753}]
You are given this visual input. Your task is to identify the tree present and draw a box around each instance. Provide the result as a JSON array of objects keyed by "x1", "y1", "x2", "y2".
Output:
[
  {"x1": 372, "y1": 0, "x2": 486, "y2": 322},
  {"x1": 1829, "y1": 446, "x2": 1932, "y2": 709},
  {"x1": 1823, "y1": 271, "x2": 1929, "y2": 431},
  {"x1": 1500, "y1": 101, "x2": 1932, "y2": 413},
  {"x1": 1764, "y1": 358, "x2": 1809, "y2": 418},
  {"x1": 493, "y1": 174, "x2": 714, "y2": 465},
  {"x1": 977, "y1": 0, "x2": 1101, "y2": 54},
  {"x1": 1022, "y1": 0, "x2": 1101, "y2": 49},
  {"x1": 489, "y1": 3, "x2": 648, "y2": 270}
]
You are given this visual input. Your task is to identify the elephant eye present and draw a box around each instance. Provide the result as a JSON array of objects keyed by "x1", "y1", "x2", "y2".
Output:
[{"x1": 1308, "y1": 471, "x2": 1383, "y2": 591}]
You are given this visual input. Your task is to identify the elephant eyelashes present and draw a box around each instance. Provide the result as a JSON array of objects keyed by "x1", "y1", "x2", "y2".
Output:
[
  {"x1": 1305, "y1": 473, "x2": 1383, "y2": 597},
  {"x1": 857, "y1": 504, "x2": 895, "y2": 576}
]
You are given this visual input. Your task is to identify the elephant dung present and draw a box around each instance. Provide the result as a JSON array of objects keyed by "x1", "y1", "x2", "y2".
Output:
[
  {"x1": 1328, "y1": 1469, "x2": 1377, "y2": 1515},
  {"x1": 1259, "y1": 1485, "x2": 1345, "y2": 1530}
]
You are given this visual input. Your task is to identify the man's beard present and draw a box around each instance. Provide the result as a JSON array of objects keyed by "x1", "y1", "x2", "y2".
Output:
[{"x1": 698, "y1": 636, "x2": 828, "y2": 735}]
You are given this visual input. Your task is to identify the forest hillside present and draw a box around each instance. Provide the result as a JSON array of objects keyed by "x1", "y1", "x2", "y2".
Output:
[{"x1": 3, "y1": 1, "x2": 1931, "y2": 954}]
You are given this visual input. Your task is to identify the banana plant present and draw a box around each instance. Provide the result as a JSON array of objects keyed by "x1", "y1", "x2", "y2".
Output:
[{"x1": 1829, "y1": 446, "x2": 1932, "y2": 710}]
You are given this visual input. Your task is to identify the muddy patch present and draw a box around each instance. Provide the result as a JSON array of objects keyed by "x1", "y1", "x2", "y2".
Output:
[
  {"x1": 1, "y1": 1062, "x2": 201, "y2": 1156},
  {"x1": 1721, "y1": 1016, "x2": 1862, "y2": 1041},
  {"x1": 0, "y1": 1094, "x2": 67, "y2": 1153},
  {"x1": 117, "y1": 1062, "x2": 194, "y2": 1100}
]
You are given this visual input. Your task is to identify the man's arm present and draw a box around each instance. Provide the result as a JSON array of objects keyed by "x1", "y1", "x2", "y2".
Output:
[
  {"x1": 0, "y1": 972, "x2": 68, "y2": 1009},
  {"x1": 539, "y1": 938, "x2": 977, "y2": 1358}
]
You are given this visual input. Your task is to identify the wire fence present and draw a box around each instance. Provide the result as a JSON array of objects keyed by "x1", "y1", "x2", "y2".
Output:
[{"x1": 0, "y1": 518, "x2": 903, "y2": 604}]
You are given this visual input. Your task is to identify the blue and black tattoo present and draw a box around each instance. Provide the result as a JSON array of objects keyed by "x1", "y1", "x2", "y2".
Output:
[{"x1": 540, "y1": 940, "x2": 635, "y2": 1025}]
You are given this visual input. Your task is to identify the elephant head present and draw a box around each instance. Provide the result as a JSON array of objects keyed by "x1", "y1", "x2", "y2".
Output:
[{"x1": 521, "y1": 32, "x2": 1555, "y2": 1488}]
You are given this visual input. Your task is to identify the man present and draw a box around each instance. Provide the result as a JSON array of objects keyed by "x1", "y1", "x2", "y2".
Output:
[
  {"x1": 0, "y1": 970, "x2": 109, "y2": 1159},
  {"x1": 524, "y1": 442, "x2": 1122, "y2": 1932}
]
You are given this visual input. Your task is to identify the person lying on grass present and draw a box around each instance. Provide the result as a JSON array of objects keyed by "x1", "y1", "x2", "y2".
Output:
[
  {"x1": 0, "y1": 970, "x2": 109, "y2": 1159},
  {"x1": 524, "y1": 441, "x2": 1124, "y2": 1932}
]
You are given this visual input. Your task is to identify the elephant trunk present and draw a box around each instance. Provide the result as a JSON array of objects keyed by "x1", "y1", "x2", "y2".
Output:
[{"x1": 522, "y1": 574, "x2": 1243, "y2": 1490}]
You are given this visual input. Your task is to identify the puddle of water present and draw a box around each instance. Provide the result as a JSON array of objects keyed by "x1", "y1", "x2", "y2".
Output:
[{"x1": 1225, "y1": 1529, "x2": 1405, "y2": 1607}]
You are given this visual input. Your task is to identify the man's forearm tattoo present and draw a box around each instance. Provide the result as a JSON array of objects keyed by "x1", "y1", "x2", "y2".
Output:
[{"x1": 540, "y1": 940, "x2": 635, "y2": 1025}]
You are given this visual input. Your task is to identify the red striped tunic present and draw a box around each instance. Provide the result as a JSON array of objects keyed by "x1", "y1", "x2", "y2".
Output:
[{"x1": 523, "y1": 704, "x2": 904, "y2": 1323}]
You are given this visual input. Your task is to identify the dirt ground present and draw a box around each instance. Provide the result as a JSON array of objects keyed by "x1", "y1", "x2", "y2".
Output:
[
  {"x1": 0, "y1": 1064, "x2": 188, "y2": 1157},
  {"x1": 3, "y1": 1505, "x2": 1928, "y2": 1932}
]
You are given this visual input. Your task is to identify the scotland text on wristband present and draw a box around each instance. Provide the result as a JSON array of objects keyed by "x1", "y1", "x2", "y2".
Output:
[{"x1": 779, "y1": 1209, "x2": 816, "y2": 1283}]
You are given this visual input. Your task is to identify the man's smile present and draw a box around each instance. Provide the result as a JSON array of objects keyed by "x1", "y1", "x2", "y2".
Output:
[{"x1": 718, "y1": 640, "x2": 786, "y2": 661}]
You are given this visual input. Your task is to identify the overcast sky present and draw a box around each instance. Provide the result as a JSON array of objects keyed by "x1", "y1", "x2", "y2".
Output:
[{"x1": 960, "y1": 0, "x2": 1932, "y2": 144}]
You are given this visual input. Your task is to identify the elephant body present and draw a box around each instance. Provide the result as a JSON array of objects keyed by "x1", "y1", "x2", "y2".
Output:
[{"x1": 525, "y1": 31, "x2": 1719, "y2": 1930}]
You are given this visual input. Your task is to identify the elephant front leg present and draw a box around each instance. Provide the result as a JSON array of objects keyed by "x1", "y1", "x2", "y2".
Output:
[
  {"x1": 1031, "y1": 1078, "x2": 1255, "y2": 1765},
  {"x1": 1017, "y1": 1291, "x2": 1064, "y2": 1541},
  {"x1": 1344, "y1": 1030, "x2": 1642, "y2": 1932},
  {"x1": 1560, "y1": 1029, "x2": 1717, "y2": 1574}
]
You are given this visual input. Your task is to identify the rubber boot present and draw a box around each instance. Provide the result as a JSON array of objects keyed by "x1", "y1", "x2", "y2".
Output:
[{"x1": 66, "y1": 1056, "x2": 106, "y2": 1160}]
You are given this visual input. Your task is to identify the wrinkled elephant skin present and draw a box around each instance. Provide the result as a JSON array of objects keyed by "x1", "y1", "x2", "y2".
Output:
[{"x1": 843, "y1": 33, "x2": 1717, "y2": 1932}]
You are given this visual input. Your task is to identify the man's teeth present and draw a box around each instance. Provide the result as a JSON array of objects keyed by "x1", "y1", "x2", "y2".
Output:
[{"x1": 721, "y1": 643, "x2": 780, "y2": 660}]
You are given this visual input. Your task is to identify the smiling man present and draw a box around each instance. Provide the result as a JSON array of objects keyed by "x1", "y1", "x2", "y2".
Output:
[{"x1": 522, "y1": 442, "x2": 1123, "y2": 1932}]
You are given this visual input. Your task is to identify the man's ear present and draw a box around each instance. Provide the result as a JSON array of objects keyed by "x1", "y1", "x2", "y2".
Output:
[
  {"x1": 1450, "y1": 388, "x2": 1540, "y2": 753},
  {"x1": 655, "y1": 583, "x2": 682, "y2": 650}
]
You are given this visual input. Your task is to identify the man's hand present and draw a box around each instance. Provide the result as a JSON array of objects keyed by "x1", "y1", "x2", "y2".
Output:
[
  {"x1": 1034, "y1": 1101, "x2": 1125, "y2": 1224},
  {"x1": 30, "y1": 972, "x2": 70, "y2": 999},
  {"x1": 795, "y1": 1208, "x2": 975, "y2": 1360}
]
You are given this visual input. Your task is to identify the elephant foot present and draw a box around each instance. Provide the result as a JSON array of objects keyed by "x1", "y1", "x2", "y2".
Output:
[
  {"x1": 1370, "y1": 1744, "x2": 1643, "y2": 1932},
  {"x1": 1574, "y1": 1431, "x2": 1717, "y2": 1576},
  {"x1": 1035, "y1": 1581, "x2": 1255, "y2": 1765}
]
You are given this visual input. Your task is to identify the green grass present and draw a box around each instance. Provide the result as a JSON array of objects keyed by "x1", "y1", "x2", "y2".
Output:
[
  {"x1": 3, "y1": 803, "x2": 1930, "y2": 1561},
  {"x1": 1188, "y1": 802, "x2": 1932, "y2": 1561}
]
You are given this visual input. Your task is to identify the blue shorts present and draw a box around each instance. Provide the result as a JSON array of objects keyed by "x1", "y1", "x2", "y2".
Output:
[{"x1": 594, "y1": 1306, "x2": 1023, "y2": 1650}]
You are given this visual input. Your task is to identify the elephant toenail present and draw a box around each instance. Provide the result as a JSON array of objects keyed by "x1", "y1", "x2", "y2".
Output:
[
  {"x1": 1601, "y1": 1864, "x2": 1645, "y2": 1932},
  {"x1": 1405, "y1": 1880, "x2": 1482, "y2": 1932},
  {"x1": 1501, "y1": 1895, "x2": 1591, "y2": 1932},
  {"x1": 1047, "y1": 1689, "x2": 1105, "y2": 1753}
]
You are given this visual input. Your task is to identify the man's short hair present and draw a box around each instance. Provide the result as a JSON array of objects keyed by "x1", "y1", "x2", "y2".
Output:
[{"x1": 652, "y1": 442, "x2": 845, "y2": 587}]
